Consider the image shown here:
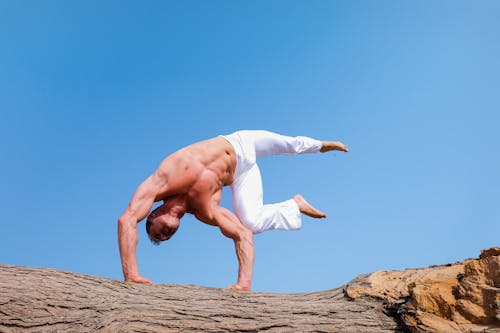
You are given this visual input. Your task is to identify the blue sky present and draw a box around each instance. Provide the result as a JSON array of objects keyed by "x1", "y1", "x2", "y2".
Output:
[{"x1": 1, "y1": 1, "x2": 499, "y2": 293}]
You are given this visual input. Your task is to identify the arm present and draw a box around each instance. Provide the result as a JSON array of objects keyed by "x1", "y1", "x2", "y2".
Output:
[
  {"x1": 212, "y1": 206, "x2": 254, "y2": 291},
  {"x1": 118, "y1": 175, "x2": 160, "y2": 283}
]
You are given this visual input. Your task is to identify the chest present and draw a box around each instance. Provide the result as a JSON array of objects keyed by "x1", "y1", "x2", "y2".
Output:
[{"x1": 187, "y1": 175, "x2": 223, "y2": 222}]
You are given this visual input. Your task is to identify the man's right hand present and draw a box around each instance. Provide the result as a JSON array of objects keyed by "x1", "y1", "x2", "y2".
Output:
[
  {"x1": 118, "y1": 174, "x2": 163, "y2": 285},
  {"x1": 125, "y1": 275, "x2": 153, "y2": 284}
]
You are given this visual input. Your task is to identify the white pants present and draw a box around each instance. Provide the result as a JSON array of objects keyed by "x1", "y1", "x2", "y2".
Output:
[{"x1": 220, "y1": 130, "x2": 323, "y2": 234}]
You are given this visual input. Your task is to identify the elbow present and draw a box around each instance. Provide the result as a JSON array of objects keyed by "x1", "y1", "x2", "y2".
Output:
[
  {"x1": 118, "y1": 216, "x2": 127, "y2": 233},
  {"x1": 243, "y1": 227, "x2": 254, "y2": 239},
  {"x1": 118, "y1": 215, "x2": 127, "y2": 227},
  {"x1": 237, "y1": 227, "x2": 254, "y2": 243},
  {"x1": 221, "y1": 225, "x2": 253, "y2": 242},
  {"x1": 118, "y1": 212, "x2": 134, "y2": 230}
]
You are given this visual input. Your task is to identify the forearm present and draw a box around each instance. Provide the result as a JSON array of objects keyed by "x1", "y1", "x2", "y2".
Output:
[
  {"x1": 117, "y1": 213, "x2": 140, "y2": 280},
  {"x1": 217, "y1": 207, "x2": 255, "y2": 289},
  {"x1": 233, "y1": 232, "x2": 254, "y2": 288}
]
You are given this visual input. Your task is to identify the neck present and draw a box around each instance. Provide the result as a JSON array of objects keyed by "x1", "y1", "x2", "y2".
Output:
[{"x1": 167, "y1": 195, "x2": 188, "y2": 218}]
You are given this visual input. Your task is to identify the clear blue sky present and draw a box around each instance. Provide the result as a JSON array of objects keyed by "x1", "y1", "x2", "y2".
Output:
[{"x1": 1, "y1": 1, "x2": 499, "y2": 293}]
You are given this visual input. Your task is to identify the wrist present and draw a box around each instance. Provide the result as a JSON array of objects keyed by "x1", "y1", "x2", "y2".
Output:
[
  {"x1": 124, "y1": 271, "x2": 140, "y2": 280},
  {"x1": 237, "y1": 280, "x2": 252, "y2": 288}
]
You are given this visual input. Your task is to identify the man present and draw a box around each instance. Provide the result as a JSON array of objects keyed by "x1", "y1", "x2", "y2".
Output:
[{"x1": 118, "y1": 130, "x2": 348, "y2": 291}]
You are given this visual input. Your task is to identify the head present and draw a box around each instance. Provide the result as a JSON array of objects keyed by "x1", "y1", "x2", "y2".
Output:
[{"x1": 146, "y1": 204, "x2": 181, "y2": 245}]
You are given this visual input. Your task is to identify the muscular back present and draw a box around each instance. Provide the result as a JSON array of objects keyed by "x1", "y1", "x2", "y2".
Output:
[{"x1": 153, "y1": 137, "x2": 236, "y2": 206}]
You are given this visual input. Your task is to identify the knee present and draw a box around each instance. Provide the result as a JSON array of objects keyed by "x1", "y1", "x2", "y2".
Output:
[{"x1": 239, "y1": 213, "x2": 263, "y2": 234}]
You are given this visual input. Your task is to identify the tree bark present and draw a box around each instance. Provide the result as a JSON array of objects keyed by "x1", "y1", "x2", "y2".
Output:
[
  {"x1": 0, "y1": 265, "x2": 396, "y2": 332},
  {"x1": 1, "y1": 248, "x2": 498, "y2": 332}
]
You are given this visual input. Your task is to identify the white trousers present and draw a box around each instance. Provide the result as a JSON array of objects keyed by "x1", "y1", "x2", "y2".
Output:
[{"x1": 220, "y1": 130, "x2": 323, "y2": 234}]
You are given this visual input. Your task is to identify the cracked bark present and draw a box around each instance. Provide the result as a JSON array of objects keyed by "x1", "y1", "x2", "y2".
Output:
[
  {"x1": 1, "y1": 248, "x2": 498, "y2": 332},
  {"x1": 0, "y1": 265, "x2": 396, "y2": 333}
]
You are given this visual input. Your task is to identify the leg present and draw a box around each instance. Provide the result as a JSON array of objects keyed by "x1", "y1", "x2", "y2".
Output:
[
  {"x1": 224, "y1": 130, "x2": 337, "y2": 234},
  {"x1": 239, "y1": 130, "x2": 348, "y2": 157},
  {"x1": 239, "y1": 130, "x2": 323, "y2": 158},
  {"x1": 293, "y1": 194, "x2": 326, "y2": 218},
  {"x1": 231, "y1": 164, "x2": 302, "y2": 234}
]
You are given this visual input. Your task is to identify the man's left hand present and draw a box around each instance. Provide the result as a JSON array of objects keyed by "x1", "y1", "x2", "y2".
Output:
[
  {"x1": 225, "y1": 284, "x2": 251, "y2": 292},
  {"x1": 125, "y1": 275, "x2": 153, "y2": 284}
]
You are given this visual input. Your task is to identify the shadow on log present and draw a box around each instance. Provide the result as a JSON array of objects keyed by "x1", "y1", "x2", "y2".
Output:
[{"x1": 1, "y1": 248, "x2": 498, "y2": 332}]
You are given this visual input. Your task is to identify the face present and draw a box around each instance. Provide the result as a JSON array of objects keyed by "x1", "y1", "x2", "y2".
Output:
[
  {"x1": 149, "y1": 209, "x2": 179, "y2": 243},
  {"x1": 148, "y1": 215, "x2": 179, "y2": 244}
]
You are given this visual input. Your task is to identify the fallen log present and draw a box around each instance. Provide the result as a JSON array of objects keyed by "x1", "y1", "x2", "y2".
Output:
[{"x1": 1, "y1": 248, "x2": 498, "y2": 332}]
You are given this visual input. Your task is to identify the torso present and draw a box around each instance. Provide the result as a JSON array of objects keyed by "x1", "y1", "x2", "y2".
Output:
[{"x1": 153, "y1": 137, "x2": 236, "y2": 220}]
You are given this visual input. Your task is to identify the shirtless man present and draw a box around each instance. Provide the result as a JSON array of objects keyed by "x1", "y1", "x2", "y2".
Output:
[{"x1": 118, "y1": 130, "x2": 348, "y2": 291}]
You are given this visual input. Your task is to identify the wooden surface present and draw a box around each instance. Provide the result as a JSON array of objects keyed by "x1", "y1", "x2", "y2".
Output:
[
  {"x1": 2, "y1": 248, "x2": 498, "y2": 332},
  {"x1": 0, "y1": 265, "x2": 397, "y2": 332}
]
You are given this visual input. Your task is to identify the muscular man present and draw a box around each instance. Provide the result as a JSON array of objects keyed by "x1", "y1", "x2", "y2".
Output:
[{"x1": 118, "y1": 130, "x2": 348, "y2": 291}]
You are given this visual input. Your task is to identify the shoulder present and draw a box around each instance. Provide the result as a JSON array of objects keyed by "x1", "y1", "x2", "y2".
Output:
[
  {"x1": 194, "y1": 210, "x2": 217, "y2": 227},
  {"x1": 156, "y1": 152, "x2": 201, "y2": 180},
  {"x1": 192, "y1": 202, "x2": 223, "y2": 227}
]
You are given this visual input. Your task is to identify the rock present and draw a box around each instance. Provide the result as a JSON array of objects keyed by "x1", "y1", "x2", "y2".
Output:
[
  {"x1": 346, "y1": 247, "x2": 500, "y2": 332},
  {"x1": 480, "y1": 247, "x2": 500, "y2": 260}
]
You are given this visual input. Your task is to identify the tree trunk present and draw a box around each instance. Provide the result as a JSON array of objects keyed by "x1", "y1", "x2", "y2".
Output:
[{"x1": 1, "y1": 248, "x2": 498, "y2": 332}]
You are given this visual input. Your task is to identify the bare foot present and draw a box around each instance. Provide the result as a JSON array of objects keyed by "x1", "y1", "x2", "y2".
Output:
[
  {"x1": 293, "y1": 194, "x2": 327, "y2": 218},
  {"x1": 320, "y1": 141, "x2": 349, "y2": 153}
]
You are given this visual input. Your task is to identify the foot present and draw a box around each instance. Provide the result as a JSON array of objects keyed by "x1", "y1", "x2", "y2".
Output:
[
  {"x1": 293, "y1": 194, "x2": 327, "y2": 218},
  {"x1": 320, "y1": 141, "x2": 349, "y2": 153}
]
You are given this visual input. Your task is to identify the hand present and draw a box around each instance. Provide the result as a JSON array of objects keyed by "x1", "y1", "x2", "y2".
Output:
[
  {"x1": 125, "y1": 275, "x2": 153, "y2": 284},
  {"x1": 225, "y1": 283, "x2": 251, "y2": 292}
]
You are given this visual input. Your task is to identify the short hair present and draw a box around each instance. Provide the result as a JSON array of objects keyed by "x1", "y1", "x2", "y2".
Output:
[{"x1": 146, "y1": 206, "x2": 162, "y2": 245}]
